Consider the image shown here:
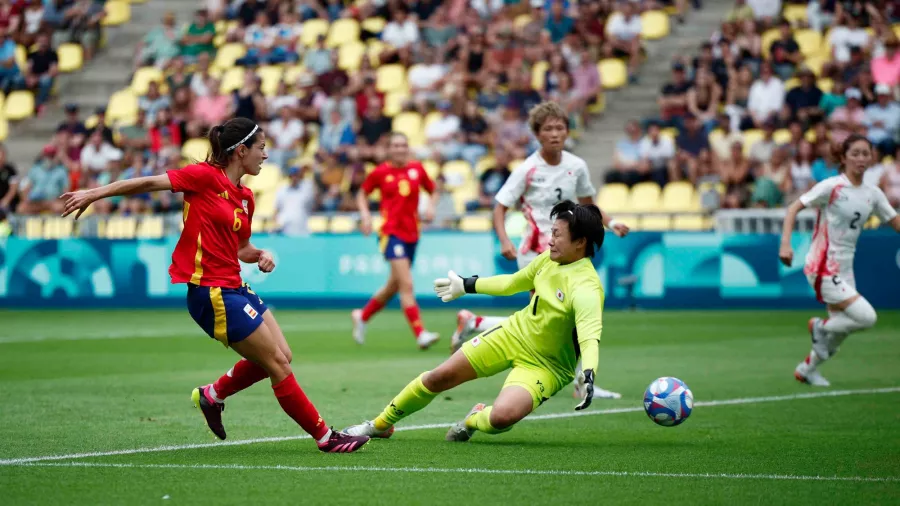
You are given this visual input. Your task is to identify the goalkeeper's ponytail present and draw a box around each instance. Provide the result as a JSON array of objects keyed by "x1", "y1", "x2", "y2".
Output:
[{"x1": 550, "y1": 201, "x2": 605, "y2": 258}]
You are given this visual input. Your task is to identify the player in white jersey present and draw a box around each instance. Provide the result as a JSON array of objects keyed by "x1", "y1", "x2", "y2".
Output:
[
  {"x1": 780, "y1": 135, "x2": 900, "y2": 387},
  {"x1": 450, "y1": 102, "x2": 631, "y2": 400}
]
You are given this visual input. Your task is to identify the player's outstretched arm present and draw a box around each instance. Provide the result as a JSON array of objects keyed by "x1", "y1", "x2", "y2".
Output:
[
  {"x1": 434, "y1": 257, "x2": 543, "y2": 302},
  {"x1": 60, "y1": 175, "x2": 173, "y2": 219},
  {"x1": 779, "y1": 199, "x2": 806, "y2": 267},
  {"x1": 889, "y1": 216, "x2": 900, "y2": 233}
]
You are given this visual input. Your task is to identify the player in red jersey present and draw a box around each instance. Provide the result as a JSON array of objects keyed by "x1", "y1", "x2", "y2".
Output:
[
  {"x1": 60, "y1": 117, "x2": 369, "y2": 453},
  {"x1": 352, "y1": 132, "x2": 442, "y2": 349}
]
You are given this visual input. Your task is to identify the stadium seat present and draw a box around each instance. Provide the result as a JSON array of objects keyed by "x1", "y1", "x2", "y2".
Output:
[
  {"x1": 640, "y1": 10, "x2": 670, "y2": 40},
  {"x1": 254, "y1": 189, "x2": 277, "y2": 219},
  {"x1": 661, "y1": 127, "x2": 678, "y2": 141},
  {"x1": 442, "y1": 160, "x2": 473, "y2": 189},
  {"x1": 0, "y1": 118, "x2": 8, "y2": 141},
  {"x1": 640, "y1": 215, "x2": 671, "y2": 231},
  {"x1": 588, "y1": 92, "x2": 605, "y2": 114},
  {"x1": 817, "y1": 78, "x2": 833, "y2": 93},
  {"x1": 219, "y1": 67, "x2": 245, "y2": 93},
  {"x1": 24, "y1": 217, "x2": 42, "y2": 239},
  {"x1": 372, "y1": 215, "x2": 385, "y2": 234},
  {"x1": 673, "y1": 215, "x2": 710, "y2": 231},
  {"x1": 474, "y1": 156, "x2": 495, "y2": 175},
  {"x1": 383, "y1": 90, "x2": 409, "y2": 116},
  {"x1": 246, "y1": 163, "x2": 282, "y2": 195},
  {"x1": 361, "y1": 17, "x2": 386, "y2": 34},
  {"x1": 459, "y1": 215, "x2": 492, "y2": 233},
  {"x1": 101, "y1": 216, "x2": 137, "y2": 239},
  {"x1": 531, "y1": 61, "x2": 549, "y2": 91},
  {"x1": 257, "y1": 65, "x2": 283, "y2": 96},
  {"x1": 391, "y1": 112, "x2": 423, "y2": 145},
  {"x1": 803, "y1": 55, "x2": 827, "y2": 76},
  {"x1": 794, "y1": 30, "x2": 822, "y2": 58},
  {"x1": 598, "y1": 59, "x2": 627, "y2": 89},
  {"x1": 338, "y1": 41, "x2": 366, "y2": 71},
  {"x1": 660, "y1": 182, "x2": 696, "y2": 212},
  {"x1": 14, "y1": 44, "x2": 25, "y2": 69},
  {"x1": 760, "y1": 28, "x2": 780, "y2": 59},
  {"x1": 107, "y1": 89, "x2": 138, "y2": 123},
  {"x1": 102, "y1": 1, "x2": 131, "y2": 26},
  {"x1": 627, "y1": 182, "x2": 661, "y2": 212},
  {"x1": 783, "y1": 4, "x2": 808, "y2": 25},
  {"x1": 213, "y1": 43, "x2": 246, "y2": 70},
  {"x1": 57, "y1": 43, "x2": 83, "y2": 73},
  {"x1": 131, "y1": 66, "x2": 163, "y2": 95},
  {"x1": 308, "y1": 215, "x2": 328, "y2": 233},
  {"x1": 805, "y1": 129, "x2": 817, "y2": 143},
  {"x1": 327, "y1": 19, "x2": 360, "y2": 47},
  {"x1": 283, "y1": 64, "x2": 307, "y2": 85},
  {"x1": 376, "y1": 64, "x2": 407, "y2": 93},
  {"x1": 329, "y1": 215, "x2": 356, "y2": 233},
  {"x1": 773, "y1": 129, "x2": 792, "y2": 145},
  {"x1": 181, "y1": 138, "x2": 211, "y2": 162},
  {"x1": 783, "y1": 78, "x2": 800, "y2": 91},
  {"x1": 366, "y1": 39, "x2": 386, "y2": 66},
  {"x1": 597, "y1": 183, "x2": 629, "y2": 213},
  {"x1": 513, "y1": 14, "x2": 532, "y2": 30},
  {"x1": 423, "y1": 110, "x2": 442, "y2": 130},
  {"x1": 42, "y1": 218, "x2": 73, "y2": 239},
  {"x1": 741, "y1": 129, "x2": 764, "y2": 155},
  {"x1": 422, "y1": 159, "x2": 440, "y2": 180},
  {"x1": 137, "y1": 216, "x2": 164, "y2": 239},
  {"x1": 301, "y1": 19, "x2": 330, "y2": 47},
  {"x1": 4, "y1": 90, "x2": 34, "y2": 120}
]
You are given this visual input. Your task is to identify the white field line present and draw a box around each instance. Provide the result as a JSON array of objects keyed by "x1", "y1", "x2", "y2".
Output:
[
  {"x1": 12, "y1": 462, "x2": 899, "y2": 483},
  {"x1": 0, "y1": 386, "x2": 897, "y2": 466}
]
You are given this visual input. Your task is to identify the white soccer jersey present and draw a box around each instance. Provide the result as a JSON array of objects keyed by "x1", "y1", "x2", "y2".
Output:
[
  {"x1": 800, "y1": 174, "x2": 897, "y2": 278},
  {"x1": 495, "y1": 150, "x2": 596, "y2": 257}
]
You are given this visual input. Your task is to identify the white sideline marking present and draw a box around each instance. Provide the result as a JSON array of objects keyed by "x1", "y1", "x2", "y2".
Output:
[
  {"x1": 12, "y1": 462, "x2": 899, "y2": 483},
  {"x1": 1, "y1": 386, "x2": 897, "y2": 466}
]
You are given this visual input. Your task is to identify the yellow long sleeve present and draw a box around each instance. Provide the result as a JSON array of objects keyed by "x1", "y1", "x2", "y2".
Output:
[
  {"x1": 572, "y1": 278, "x2": 604, "y2": 373},
  {"x1": 472, "y1": 253, "x2": 546, "y2": 296}
]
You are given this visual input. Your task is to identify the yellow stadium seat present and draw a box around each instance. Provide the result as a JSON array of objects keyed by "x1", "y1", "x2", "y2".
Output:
[
  {"x1": 894, "y1": 23, "x2": 900, "y2": 39},
  {"x1": 330, "y1": 215, "x2": 356, "y2": 233},
  {"x1": 257, "y1": 65, "x2": 283, "y2": 96},
  {"x1": 214, "y1": 43, "x2": 246, "y2": 70},
  {"x1": 182, "y1": 138, "x2": 211, "y2": 162},
  {"x1": 640, "y1": 215, "x2": 671, "y2": 231},
  {"x1": 760, "y1": 28, "x2": 780, "y2": 59},
  {"x1": 42, "y1": 218, "x2": 73, "y2": 239},
  {"x1": 698, "y1": 181, "x2": 725, "y2": 197},
  {"x1": 376, "y1": 64, "x2": 407, "y2": 93},
  {"x1": 219, "y1": 67, "x2": 245, "y2": 93},
  {"x1": 641, "y1": 10, "x2": 670, "y2": 40},
  {"x1": 613, "y1": 214, "x2": 639, "y2": 230},
  {"x1": 137, "y1": 216, "x2": 164, "y2": 239},
  {"x1": 864, "y1": 215, "x2": 880, "y2": 229},
  {"x1": 301, "y1": 19, "x2": 330, "y2": 47},
  {"x1": 423, "y1": 110, "x2": 442, "y2": 130},
  {"x1": 383, "y1": 90, "x2": 409, "y2": 116},
  {"x1": 103, "y1": 1, "x2": 131, "y2": 26},
  {"x1": 338, "y1": 41, "x2": 366, "y2": 71},
  {"x1": 783, "y1": 4, "x2": 808, "y2": 25},
  {"x1": 327, "y1": 19, "x2": 360, "y2": 47},
  {"x1": 366, "y1": 39, "x2": 386, "y2": 66},
  {"x1": 391, "y1": 111, "x2": 422, "y2": 143},
  {"x1": 254, "y1": 189, "x2": 277, "y2": 219},
  {"x1": 4, "y1": 90, "x2": 33, "y2": 120},
  {"x1": 598, "y1": 59, "x2": 627, "y2": 89},
  {"x1": 627, "y1": 182, "x2": 661, "y2": 212},
  {"x1": 459, "y1": 215, "x2": 492, "y2": 232},
  {"x1": 361, "y1": 17, "x2": 386, "y2": 34},
  {"x1": 661, "y1": 127, "x2": 678, "y2": 141},
  {"x1": 784, "y1": 78, "x2": 800, "y2": 91},
  {"x1": 773, "y1": 128, "x2": 792, "y2": 145},
  {"x1": 441, "y1": 160, "x2": 473, "y2": 189},
  {"x1": 794, "y1": 29, "x2": 822, "y2": 58},
  {"x1": 423, "y1": 160, "x2": 440, "y2": 180},
  {"x1": 588, "y1": 92, "x2": 605, "y2": 114},
  {"x1": 101, "y1": 216, "x2": 137, "y2": 239},
  {"x1": 660, "y1": 182, "x2": 696, "y2": 212},
  {"x1": 14, "y1": 44, "x2": 25, "y2": 69},
  {"x1": 57, "y1": 43, "x2": 83, "y2": 73},
  {"x1": 474, "y1": 156, "x2": 495, "y2": 175},
  {"x1": 597, "y1": 183, "x2": 629, "y2": 213},
  {"x1": 805, "y1": 129, "x2": 817, "y2": 143},
  {"x1": 803, "y1": 55, "x2": 827, "y2": 76},
  {"x1": 513, "y1": 14, "x2": 532, "y2": 30},
  {"x1": 283, "y1": 64, "x2": 307, "y2": 85},
  {"x1": 371, "y1": 215, "x2": 384, "y2": 234},
  {"x1": 673, "y1": 215, "x2": 710, "y2": 231},
  {"x1": 531, "y1": 61, "x2": 549, "y2": 91},
  {"x1": 742, "y1": 129, "x2": 764, "y2": 155},
  {"x1": 0, "y1": 118, "x2": 8, "y2": 141},
  {"x1": 817, "y1": 78, "x2": 833, "y2": 93},
  {"x1": 308, "y1": 215, "x2": 328, "y2": 233},
  {"x1": 107, "y1": 89, "x2": 138, "y2": 123},
  {"x1": 25, "y1": 217, "x2": 43, "y2": 239},
  {"x1": 131, "y1": 66, "x2": 163, "y2": 95}
]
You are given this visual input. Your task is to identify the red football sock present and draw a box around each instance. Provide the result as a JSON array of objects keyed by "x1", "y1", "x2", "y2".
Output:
[
  {"x1": 211, "y1": 359, "x2": 268, "y2": 400},
  {"x1": 272, "y1": 373, "x2": 329, "y2": 441},
  {"x1": 403, "y1": 305, "x2": 425, "y2": 338},
  {"x1": 361, "y1": 297, "x2": 385, "y2": 322}
]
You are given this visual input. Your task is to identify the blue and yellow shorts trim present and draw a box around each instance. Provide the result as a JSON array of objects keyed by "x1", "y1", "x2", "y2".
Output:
[
  {"x1": 379, "y1": 234, "x2": 418, "y2": 263},
  {"x1": 186, "y1": 283, "x2": 268, "y2": 346}
]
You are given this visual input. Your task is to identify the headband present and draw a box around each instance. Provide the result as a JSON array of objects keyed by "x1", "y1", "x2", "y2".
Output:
[{"x1": 226, "y1": 124, "x2": 259, "y2": 152}]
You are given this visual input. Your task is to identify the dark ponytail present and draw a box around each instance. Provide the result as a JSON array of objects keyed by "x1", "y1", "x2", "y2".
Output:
[
  {"x1": 206, "y1": 117, "x2": 260, "y2": 167},
  {"x1": 550, "y1": 201, "x2": 606, "y2": 257}
]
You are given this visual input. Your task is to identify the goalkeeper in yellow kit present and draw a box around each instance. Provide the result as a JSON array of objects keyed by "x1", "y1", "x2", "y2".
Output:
[{"x1": 343, "y1": 201, "x2": 607, "y2": 441}]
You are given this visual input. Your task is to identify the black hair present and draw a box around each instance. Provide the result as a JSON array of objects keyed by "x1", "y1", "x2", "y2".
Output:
[
  {"x1": 206, "y1": 117, "x2": 261, "y2": 167},
  {"x1": 550, "y1": 201, "x2": 605, "y2": 258},
  {"x1": 835, "y1": 134, "x2": 872, "y2": 173}
]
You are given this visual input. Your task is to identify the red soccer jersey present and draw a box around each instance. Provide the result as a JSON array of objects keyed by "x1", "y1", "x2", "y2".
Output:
[
  {"x1": 361, "y1": 161, "x2": 435, "y2": 243},
  {"x1": 167, "y1": 162, "x2": 255, "y2": 288}
]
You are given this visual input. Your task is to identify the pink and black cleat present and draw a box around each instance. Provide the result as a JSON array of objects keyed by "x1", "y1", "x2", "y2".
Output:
[
  {"x1": 317, "y1": 429, "x2": 371, "y2": 453},
  {"x1": 191, "y1": 385, "x2": 226, "y2": 440}
]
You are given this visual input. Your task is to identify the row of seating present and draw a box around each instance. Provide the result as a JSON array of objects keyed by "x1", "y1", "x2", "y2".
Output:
[{"x1": 19, "y1": 214, "x2": 164, "y2": 240}]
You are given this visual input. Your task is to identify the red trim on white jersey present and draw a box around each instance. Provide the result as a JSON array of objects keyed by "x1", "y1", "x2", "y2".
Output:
[
  {"x1": 519, "y1": 166, "x2": 546, "y2": 255},
  {"x1": 805, "y1": 184, "x2": 844, "y2": 278}
]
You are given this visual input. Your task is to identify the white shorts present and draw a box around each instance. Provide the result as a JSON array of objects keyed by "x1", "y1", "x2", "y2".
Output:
[
  {"x1": 516, "y1": 250, "x2": 540, "y2": 270},
  {"x1": 806, "y1": 272, "x2": 858, "y2": 305}
]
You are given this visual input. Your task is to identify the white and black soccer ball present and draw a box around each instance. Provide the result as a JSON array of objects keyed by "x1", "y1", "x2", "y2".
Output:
[{"x1": 643, "y1": 377, "x2": 693, "y2": 427}]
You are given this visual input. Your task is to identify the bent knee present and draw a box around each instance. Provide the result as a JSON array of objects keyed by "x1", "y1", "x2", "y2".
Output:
[{"x1": 488, "y1": 406, "x2": 523, "y2": 430}]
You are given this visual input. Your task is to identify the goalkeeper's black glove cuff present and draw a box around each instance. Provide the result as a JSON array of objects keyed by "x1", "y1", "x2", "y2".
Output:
[
  {"x1": 463, "y1": 275, "x2": 479, "y2": 294},
  {"x1": 583, "y1": 369, "x2": 595, "y2": 385}
]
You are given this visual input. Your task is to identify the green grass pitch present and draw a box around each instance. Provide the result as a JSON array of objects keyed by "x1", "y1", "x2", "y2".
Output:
[{"x1": 0, "y1": 308, "x2": 899, "y2": 505}]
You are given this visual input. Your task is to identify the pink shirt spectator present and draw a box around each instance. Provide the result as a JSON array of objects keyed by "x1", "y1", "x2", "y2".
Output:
[
  {"x1": 828, "y1": 106, "x2": 866, "y2": 144},
  {"x1": 192, "y1": 95, "x2": 231, "y2": 125},
  {"x1": 572, "y1": 63, "x2": 601, "y2": 100},
  {"x1": 871, "y1": 53, "x2": 900, "y2": 86}
]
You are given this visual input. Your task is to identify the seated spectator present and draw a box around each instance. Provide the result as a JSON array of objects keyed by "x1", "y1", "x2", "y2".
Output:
[
  {"x1": 812, "y1": 141, "x2": 841, "y2": 181},
  {"x1": 459, "y1": 101, "x2": 491, "y2": 168},
  {"x1": 57, "y1": 103, "x2": 87, "y2": 144},
  {"x1": 550, "y1": 73, "x2": 580, "y2": 134},
  {"x1": 671, "y1": 115, "x2": 711, "y2": 184},
  {"x1": 790, "y1": 140, "x2": 816, "y2": 197},
  {"x1": 318, "y1": 52, "x2": 354, "y2": 124},
  {"x1": 872, "y1": 36, "x2": 900, "y2": 86},
  {"x1": 0, "y1": 143, "x2": 18, "y2": 212},
  {"x1": 864, "y1": 84, "x2": 900, "y2": 156},
  {"x1": 687, "y1": 68, "x2": 722, "y2": 133},
  {"x1": 80, "y1": 129, "x2": 122, "y2": 176},
  {"x1": 807, "y1": 0, "x2": 836, "y2": 32},
  {"x1": 295, "y1": 73, "x2": 325, "y2": 124},
  {"x1": 725, "y1": 0, "x2": 755, "y2": 23},
  {"x1": 19, "y1": 1, "x2": 45, "y2": 49},
  {"x1": 273, "y1": 10, "x2": 302, "y2": 51},
  {"x1": 720, "y1": 140, "x2": 752, "y2": 208},
  {"x1": 233, "y1": 71, "x2": 266, "y2": 122},
  {"x1": 166, "y1": 57, "x2": 192, "y2": 92},
  {"x1": 268, "y1": 81, "x2": 299, "y2": 116},
  {"x1": 408, "y1": 47, "x2": 449, "y2": 110},
  {"x1": 710, "y1": 113, "x2": 744, "y2": 162},
  {"x1": 656, "y1": 62, "x2": 691, "y2": 130},
  {"x1": 827, "y1": 15, "x2": 869, "y2": 68},
  {"x1": 238, "y1": 11, "x2": 298, "y2": 66},
  {"x1": 569, "y1": 48, "x2": 602, "y2": 128},
  {"x1": 0, "y1": 26, "x2": 19, "y2": 93},
  {"x1": 318, "y1": 109, "x2": 355, "y2": 159},
  {"x1": 418, "y1": 100, "x2": 463, "y2": 161},
  {"x1": 605, "y1": 120, "x2": 644, "y2": 185},
  {"x1": 17, "y1": 145, "x2": 68, "y2": 214},
  {"x1": 603, "y1": 0, "x2": 642, "y2": 81},
  {"x1": 467, "y1": 149, "x2": 512, "y2": 212},
  {"x1": 303, "y1": 34, "x2": 332, "y2": 76},
  {"x1": 21, "y1": 33, "x2": 57, "y2": 112},
  {"x1": 856, "y1": 70, "x2": 878, "y2": 107},
  {"x1": 819, "y1": 78, "x2": 847, "y2": 116},
  {"x1": 357, "y1": 102, "x2": 392, "y2": 162},
  {"x1": 380, "y1": 8, "x2": 419, "y2": 65},
  {"x1": 734, "y1": 19, "x2": 762, "y2": 74},
  {"x1": 148, "y1": 108, "x2": 182, "y2": 155},
  {"x1": 769, "y1": 20, "x2": 802, "y2": 81},
  {"x1": 785, "y1": 67, "x2": 823, "y2": 125},
  {"x1": 828, "y1": 88, "x2": 867, "y2": 144},
  {"x1": 236, "y1": 0, "x2": 265, "y2": 27},
  {"x1": 189, "y1": 77, "x2": 232, "y2": 136},
  {"x1": 507, "y1": 70, "x2": 543, "y2": 120},
  {"x1": 746, "y1": 63, "x2": 784, "y2": 129},
  {"x1": 881, "y1": 149, "x2": 900, "y2": 208},
  {"x1": 135, "y1": 11, "x2": 180, "y2": 70},
  {"x1": 751, "y1": 145, "x2": 792, "y2": 208},
  {"x1": 267, "y1": 106, "x2": 304, "y2": 172},
  {"x1": 841, "y1": 45, "x2": 869, "y2": 84},
  {"x1": 314, "y1": 156, "x2": 346, "y2": 212},
  {"x1": 693, "y1": 41, "x2": 729, "y2": 89},
  {"x1": 749, "y1": 120, "x2": 778, "y2": 165},
  {"x1": 189, "y1": 53, "x2": 214, "y2": 97},
  {"x1": 725, "y1": 64, "x2": 753, "y2": 131},
  {"x1": 493, "y1": 104, "x2": 532, "y2": 160},
  {"x1": 638, "y1": 121, "x2": 675, "y2": 187},
  {"x1": 545, "y1": 0, "x2": 574, "y2": 44},
  {"x1": 117, "y1": 109, "x2": 151, "y2": 152},
  {"x1": 476, "y1": 74, "x2": 507, "y2": 122},
  {"x1": 275, "y1": 165, "x2": 316, "y2": 236},
  {"x1": 180, "y1": 9, "x2": 216, "y2": 64},
  {"x1": 116, "y1": 150, "x2": 154, "y2": 215},
  {"x1": 354, "y1": 76, "x2": 384, "y2": 121},
  {"x1": 52, "y1": 0, "x2": 104, "y2": 60},
  {"x1": 422, "y1": 5, "x2": 458, "y2": 47},
  {"x1": 139, "y1": 81, "x2": 172, "y2": 126},
  {"x1": 747, "y1": 0, "x2": 781, "y2": 27}
]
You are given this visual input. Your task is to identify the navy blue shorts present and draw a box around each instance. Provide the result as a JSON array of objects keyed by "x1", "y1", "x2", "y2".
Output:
[
  {"x1": 186, "y1": 283, "x2": 268, "y2": 346},
  {"x1": 380, "y1": 235, "x2": 418, "y2": 263}
]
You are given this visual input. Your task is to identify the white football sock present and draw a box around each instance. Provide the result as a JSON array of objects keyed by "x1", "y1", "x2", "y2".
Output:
[
  {"x1": 474, "y1": 316, "x2": 507, "y2": 332},
  {"x1": 823, "y1": 298, "x2": 877, "y2": 336},
  {"x1": 807, "y1": 350, "x2": 824, "y2": 368},
  {"x1": 316, "y1": 428, "x2": 333, "y2": 444},
  {"x1": 207, "y1": 385, "x2": 224, "y2": 404}
]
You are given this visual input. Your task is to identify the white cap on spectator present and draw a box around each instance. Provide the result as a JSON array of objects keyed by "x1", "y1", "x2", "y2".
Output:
[
  {"x1": 875, "y1": 83, "x2": 892, "y2": 95},
  {"x1": 530, "y1": 0, "x2": 542, "y2": 8},
  {"x1": 844, "y1": 88, "x2": 862, "y2": 100}
]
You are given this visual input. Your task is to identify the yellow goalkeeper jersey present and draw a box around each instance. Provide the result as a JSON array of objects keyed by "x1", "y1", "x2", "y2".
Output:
[{"x1": 474, "y1": 251, "x2": 604, "y2": 376}]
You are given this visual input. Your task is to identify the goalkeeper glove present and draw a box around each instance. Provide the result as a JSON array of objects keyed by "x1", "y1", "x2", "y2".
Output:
[
  {"x1": 433, "y1": 270, "x2": 477, "y2": 302},
  {"x1": 574, "y1": 369, "x2": 595, "y2": 411}
]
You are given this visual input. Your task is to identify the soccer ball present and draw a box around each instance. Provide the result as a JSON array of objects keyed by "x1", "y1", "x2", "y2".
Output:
[{"x1": 643, "y1": 377, "x2": 693, "y2": 427}]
